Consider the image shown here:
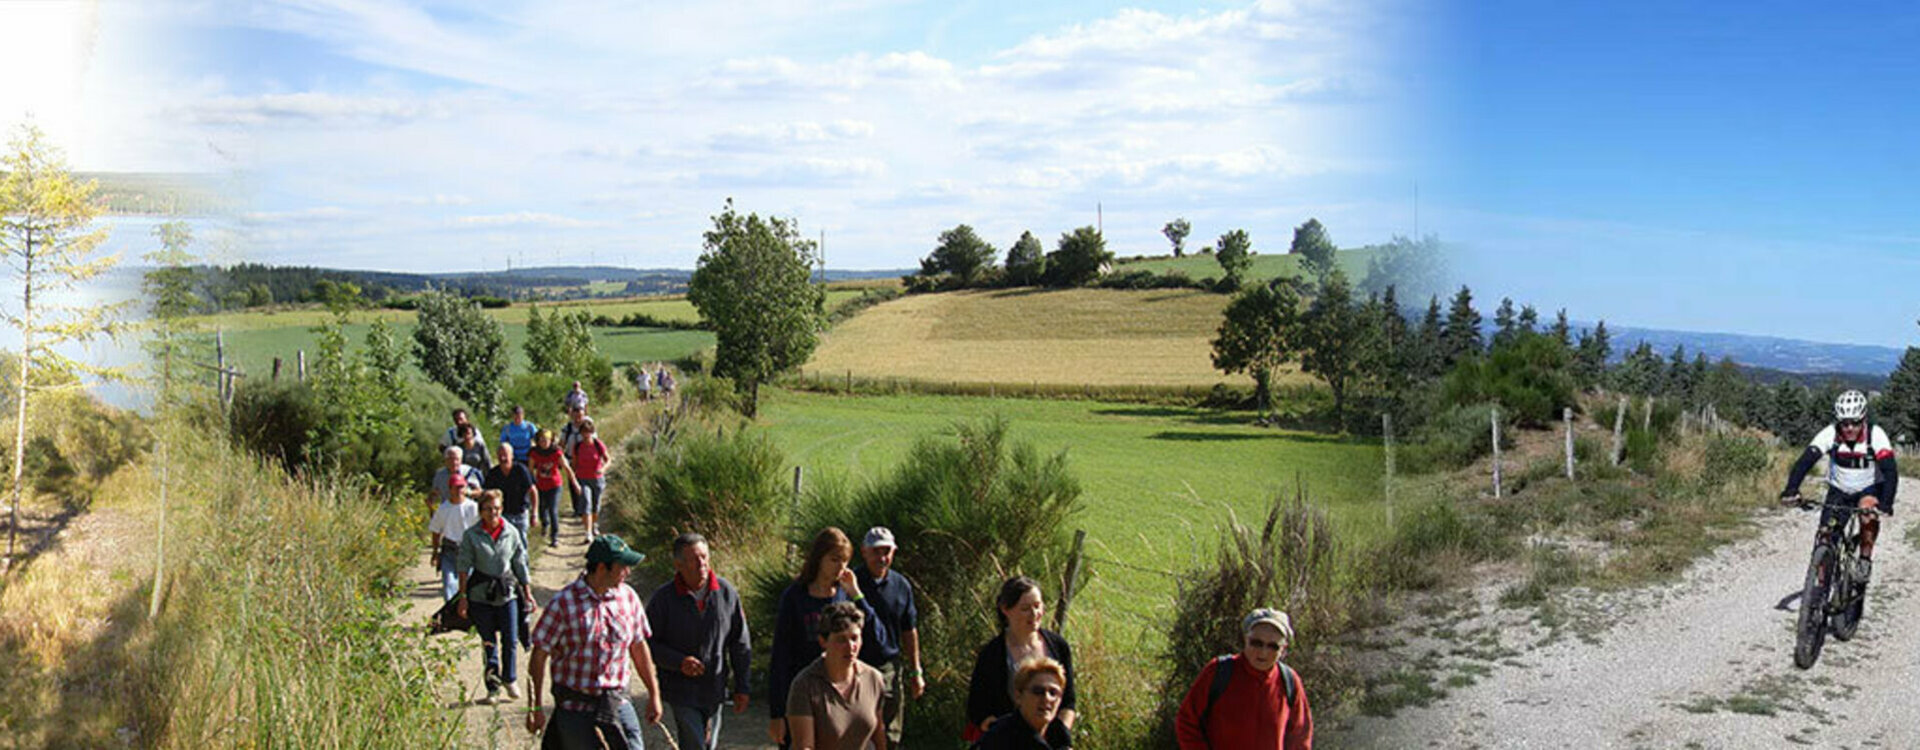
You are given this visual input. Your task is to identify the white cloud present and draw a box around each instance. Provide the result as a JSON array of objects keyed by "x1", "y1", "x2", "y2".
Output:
[
  {"x1": 396, "y1": 193, "x2": 473, "y2": 206},
  {"x1": 242, "y1": 206, "x2": 355, "y2": 222},
  {"x1": 709, "y1": 120, "x2": 876, "y2": 151},
  {"x1": 455, "y1": 211, "x2": 600, "y2": 228},
  {"x1": 179, "y1": 92, "x2": 459, "y2": 126}
]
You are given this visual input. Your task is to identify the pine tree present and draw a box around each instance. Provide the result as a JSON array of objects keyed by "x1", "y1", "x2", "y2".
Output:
[
  {"x1": 1442, "y1": 286, "x2": 1482, "y2": 366},
  {"x1": 1492, "y1": 297, "x2": 1518, "y2": 349},
  {"x1": 1550, "y1": 308, "x2": 1572, "y2": 346}
]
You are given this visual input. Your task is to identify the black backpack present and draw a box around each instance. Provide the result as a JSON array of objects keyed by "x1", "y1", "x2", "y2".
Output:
[{"x1": 1198, "y1": 654, "x2": 1296, "y2": 743}]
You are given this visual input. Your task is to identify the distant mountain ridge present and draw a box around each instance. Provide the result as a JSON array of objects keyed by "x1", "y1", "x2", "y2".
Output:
[{"x1": 1600, "y1": 324, "x2": 1904, "y2": 378}]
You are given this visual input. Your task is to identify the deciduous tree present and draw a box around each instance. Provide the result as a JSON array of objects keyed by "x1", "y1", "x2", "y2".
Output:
[{"x1": 688, "y1": 199, "x2": 824, "y2": 418}]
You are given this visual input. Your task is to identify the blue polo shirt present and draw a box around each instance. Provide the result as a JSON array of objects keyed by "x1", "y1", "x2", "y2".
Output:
[
  {"x1": 854, "y1": 566, "x2": 918, "y2": 667},
  {"x1": 499, "y1": 420, "x2": 539, "y2": 462}
]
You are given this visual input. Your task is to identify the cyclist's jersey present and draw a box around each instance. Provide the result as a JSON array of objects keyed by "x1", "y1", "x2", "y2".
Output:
[{"x1": 1809, "y1": 424, "x2": 1894, "y2": 494}]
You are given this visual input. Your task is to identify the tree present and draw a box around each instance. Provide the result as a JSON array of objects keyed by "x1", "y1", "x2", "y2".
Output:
[
  {"x1": 1517, "y1": 304, "x2": 1539, "y2": 335},
  {"x1": 1295, "y1": 270, "x2": 1374, "y2": 425},
  {"x1": 1042, "y1": 226, "x2": 1111, "y2": 288},
  {"x1": 1214, "y1": 229, "x2": 1253, "y2": 290},
  {"x1": 920, "y1": 224, "x2": 998, "y2": 287},
  {"x1": 1492, "y1": 297, "x2": 1518, "y2": 349},
  {"x1": 526, "y1": 305, "x2": 612, "y2": 397},
  {"x1": 1574, "y1": 320, "x2": 1611, "y2": 387},
  {"x1": 1442, "y1": 286, "x2": 1482, "y2": 366},
  {"x1": 1367, "y1": 285, "x2": 1415, "y2": 402},
  {"x1": 1211, "y1": 279, "x2": 1303, "y2": 412},
  {"x1": 1882, "y1": 345, "x2": 1920, "y2": 442},
  {"x1": 1416, "y1": 295, "x2": 1447, "y2": 379},
  {"x1": 140, "y1": 220, "x2": 199, "y2": 615},
  {"x1": 1289, "y1": 218, "x2": 1336, "y2": 285},
  {"x1": 1005, "y1": 231, "x2": 1046, "y2": 286},
  {"x1": 0, "y1": 124, "x2": 123, "y2": 573},
  {"x1": 688, "y1": 199, "x2": 825, "y2": 418},
  {"x1": 1360, "y1": 234, "x2": 1445, "y2": 303},
  {"x1": 1162, "y1": 218, "x2": 1192, "y2": 258},
  {"x1": 1549, "y1": 308, "x2": 1572, "y2": 347},
  {"x1": 412, "y1": 289, "x2": 510, "y2": 418}
]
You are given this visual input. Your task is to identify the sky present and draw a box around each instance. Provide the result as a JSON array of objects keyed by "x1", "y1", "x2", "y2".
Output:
[
  {"x1": 1428, "y1": 1, "x2": 1920, "y2": 348},
  {"x1": 6, "y1": 1, "x2": 1919, "y2": 349},
  {"x1": 0, "y1": 0, "x2": 1434, "y2": 277}
]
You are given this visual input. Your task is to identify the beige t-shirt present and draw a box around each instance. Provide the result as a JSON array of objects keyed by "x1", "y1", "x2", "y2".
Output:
[{"x1": 785, "y1": 657, "x2": 885, "y2": 750}]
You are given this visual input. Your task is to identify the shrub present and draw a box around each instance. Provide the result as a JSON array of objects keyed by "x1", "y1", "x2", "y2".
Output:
[
  {"x1": 1398, "y1": 402, "x2": 1511, "y2": 474},
  {"x1": 626, "y1": 426, "x2": 789, "y2": 553},
  {"x1": 779, "y1": 417, "x2": 1083, "y2": 744},
  {"x1": 1439, "y1": 332, "x2": 1577, "y2": 427},
  {"x1": 1151, "y1": 490, "x2": 1357, "y2": 746},
  {"x1": 1701, "y1": 434, "x2": 1770, "y2": 485},
  {"x1": 230, "y1": 380, "x2": 323, "y2": 471},
  {"x1": 1370, "y1": 500, "x2": 1509, "y2": 590}
]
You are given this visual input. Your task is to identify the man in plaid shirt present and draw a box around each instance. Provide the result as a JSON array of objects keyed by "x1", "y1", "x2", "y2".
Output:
[{"x1": 528, "y1": 534, "x2": 665, "y2": 748}]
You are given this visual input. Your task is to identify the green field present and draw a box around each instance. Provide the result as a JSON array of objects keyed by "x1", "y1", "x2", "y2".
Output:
[
  {"x1": 755, "y1": 389, "x2": 1385, "y2": 627},
  {"x1": 1114, "y1": 245, "x2": 1382, "y2": 283}
]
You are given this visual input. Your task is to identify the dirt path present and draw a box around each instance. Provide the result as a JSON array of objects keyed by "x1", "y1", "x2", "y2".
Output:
[{"x1": 1333, "y1": 477, "x2": 1920, "y2": 749}]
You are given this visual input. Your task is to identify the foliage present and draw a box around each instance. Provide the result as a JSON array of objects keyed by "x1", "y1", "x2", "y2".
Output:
[
  {"x1": 1399, "y1": 402, "x2": 1513, "y2": 474},
  {"x1": 1004, "y1": 230, "x2": 1048, "y2": 287},
  {"x1": 410, "y1": 289, "x2": 510, "y2": 419},
  {"x1": 525, "y1": 305, "x2": 615, "y2": 398},
  {"x1": 1093, "y1": 268, "x2": 1204, "y2": 291},
  {"x1": 1162, "y1": 218, "x2": 1192, "y2": 258},
  {"x1": 1880, "y1": 344, "x2": 1920, "y2": 442},
  {"x1": 1213, "y1": 229, "x2": 1253, "y2": 291},
  {"x1": 1295, "y1": 271, "x2": 1375, "y2": 424},
  {"x1": 305, "y1": 308, "x2": 420, "y2": 489},
  {"x1": 919, "y1": 224, "x2": 999, "y2": 287},
  {"x1": 620, "y1": 424, "x2": 789, "y2": 554},
  {"x1": 142, "y1": 221, "x2": 207, "y2": 407},
  {"x1": 1439, "y1": 331, "x2": 1577, "y2": 427},
  {"x1": 1289, "y1": 218, "x2": 1336, "y2": 286},
  {"x1": 1573, "y1": 320, "x2": 1611, "y2": 387},
  {"x1": 1151, "y1": 490, "x2": 1357, "y2": 746},
  {"x1": 687, "y1": 199, "x2": 826, "y2": 418},
  {"x1": 1042, "y1": 226, "x2": 1112, "y2": 288},
  {"x1": 229, "y1": 379, "x2": 324, "y2": 472},
  {"x1": 1360, "y1": 234, "x2": 1445, "y2": 303},
  {"x1": 1441, "y1": 285, "x2": 1483, "y2": 367},
  {"x1": 1212, "y1": 281, "x2": 1301, "y2": 412}
]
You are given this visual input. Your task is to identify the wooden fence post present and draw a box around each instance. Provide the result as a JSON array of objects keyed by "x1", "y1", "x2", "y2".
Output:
[
  {"x1": 271, "y1": 357, "x2": 281, "y2": 382},
  {"x1": 1491, "y1": 407, "x2": 1503, "y2": 499},
  {"x1": 1055, "y1": 529, "x2": 1088, "y2": 633},
  {"x1": 1382, "y1": 413, "x2": 1396, "y2": 527},
  {"x1": 297, "y1": 350, "x2": 307, "y2": 381},
  {"x1": 1643, "y1": 396, "x2": 1653, "y2": 431},
  {"x1": 792, "y1": 466, "x2": 804, "y2": 516},
  {"x1": 1564, "y1": 406, "x2": 1575, "y2": 479},
  {"x1": 1612, "y1": 396, "x2": 1627, "y2": 466}
]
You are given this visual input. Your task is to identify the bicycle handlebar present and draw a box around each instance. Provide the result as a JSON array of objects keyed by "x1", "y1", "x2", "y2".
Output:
[{"x1": 1782, "y1": 495, "x2": 1881, "y2": 517}]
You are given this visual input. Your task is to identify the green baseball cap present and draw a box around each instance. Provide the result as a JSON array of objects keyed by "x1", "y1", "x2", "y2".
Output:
[{"x1": 586, "y1": 534, "x2": 646, "y2": 566}]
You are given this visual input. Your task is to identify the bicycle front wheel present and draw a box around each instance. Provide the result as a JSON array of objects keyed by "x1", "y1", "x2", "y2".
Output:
[
  {"x1": 1795, "y1": 544, "x2": 1834, "y2": 669},
  {"x1": 1831, "y1": 558, "x2": 1866, "y2": 642}
]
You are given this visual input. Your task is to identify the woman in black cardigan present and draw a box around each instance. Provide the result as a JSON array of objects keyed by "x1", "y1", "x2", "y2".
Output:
[{"x1": 965, "y1": 576, "x2": 1076, "y2": 741}]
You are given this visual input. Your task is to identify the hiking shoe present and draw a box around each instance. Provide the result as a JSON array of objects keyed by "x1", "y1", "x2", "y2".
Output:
[
  {"x1": 505, "y1": 683, "x2": 521, "y2": 701},
  {"x1": 479, "y1": 688, "x2": 500, "y2": 706}
]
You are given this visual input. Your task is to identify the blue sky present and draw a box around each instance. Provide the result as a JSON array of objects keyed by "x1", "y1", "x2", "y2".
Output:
[
  {"x1": 5, "y1": 0, "x2": 1431, "y2": 280},
  {"x1": 1427, "y1": 1, "x2": 1920, "y2": 347}
]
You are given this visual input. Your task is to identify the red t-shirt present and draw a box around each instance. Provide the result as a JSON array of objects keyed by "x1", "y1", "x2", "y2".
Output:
[
  {"x1": 528, "y1": 445, "x2": 565, "y2": 490},
  {"x1": 572, "y1": 438, "x2": 609, "y2": 480},
  {"x1": 1174, "y1": 656, "x2": 1311, "y2": 750}
]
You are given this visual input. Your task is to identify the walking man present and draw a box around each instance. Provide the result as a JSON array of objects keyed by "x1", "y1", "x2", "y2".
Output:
[
  {"x1": 528, "y1": 534, "x2": 665, "y2": 748},
  {"x1": 646, "y1": 533, "x2": 752, "y2": 750},
  {"x1": 427, "y1": 447, "x2": 481, "y2": 602},
  {"x1": 485, "y1": 442, "x2": 538, "y2": 541},
  {"x1": 854, "y1": 527, "x2": 924, "y2": 747},
  {"x1": 1174, "y1": 608, "x2": 1313, "y2": 750}
]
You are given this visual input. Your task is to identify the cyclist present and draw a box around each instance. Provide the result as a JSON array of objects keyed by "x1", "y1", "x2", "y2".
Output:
[{"x1": 1779, "y1": 390, "x2": 1899, "y2": 582}]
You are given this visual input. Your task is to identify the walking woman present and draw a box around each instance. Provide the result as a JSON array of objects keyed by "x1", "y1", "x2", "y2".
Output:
[
  {"x1": 570, "y1": 416, "x2": 610, "y2": 539},
  {"x1": 972, "y1": 657, "x2": 1072, "y2": 749},
  {"x1": 966, "y1": 576, "x2": 1076, "y2": 740},
  {"x1": 785, "y1": 601, "x2": 888, "y2": 750},
  {"x1": 456, "y1": 490, "x2": 534, "y2": 704},
  {"x1": 526, "y1": 428, "x2": 577, "y2": 549},
  {"x1": 768, "y1": 528, "x2": 887, "y2": 748}
]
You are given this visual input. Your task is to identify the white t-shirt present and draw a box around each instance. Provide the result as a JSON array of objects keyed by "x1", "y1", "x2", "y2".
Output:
[
  {"x1": 427, "y1": 499, "x2": 480, "y2": 545},
  {"x1": 1809, "y1": 424, "x2": 1894, "y2": 494}
]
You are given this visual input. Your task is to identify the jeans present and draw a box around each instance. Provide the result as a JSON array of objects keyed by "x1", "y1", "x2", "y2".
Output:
[
  {"x1": 471, "y1": 598, "x2": 520, "y2": 688},
  {"x1": 548, "y1": 698, "x2": 645, "y2": 750},
  {"x1": 506, "y1": 511, "x2": 529, "y2": 543},
  {"x1": 438, "y1": 548, "x2": 460, "y2": 602},
  {"x1": 539, "y1": 488, "x2": 561, "y2": 543},
  {"x1": 578, "y1": 478, "x2": 605, "y2": 516},
  {"x1": 667, "y1": 701, "x2": 720, "y2": 750}
]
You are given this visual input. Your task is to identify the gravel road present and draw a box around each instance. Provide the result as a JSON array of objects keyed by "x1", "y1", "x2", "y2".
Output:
[{"x1": 1334, "y1": 477, "x2": 1920, "y2": 749}]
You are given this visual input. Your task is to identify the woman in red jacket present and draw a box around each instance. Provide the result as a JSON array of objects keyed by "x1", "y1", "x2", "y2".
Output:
[{"x1": 1174, "y1": 608, "x2": 1312, "y2": 750}]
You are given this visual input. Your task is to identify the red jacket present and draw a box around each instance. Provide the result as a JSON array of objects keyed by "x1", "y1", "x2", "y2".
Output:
[{"x1": 1174, "y1": 656, "x2": 1311, "y2": 750}]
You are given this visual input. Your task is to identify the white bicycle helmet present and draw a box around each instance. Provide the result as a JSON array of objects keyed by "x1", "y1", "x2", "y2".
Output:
[{"x1": 1835, "y1": 390, "x2": 1868, "y2": 421}]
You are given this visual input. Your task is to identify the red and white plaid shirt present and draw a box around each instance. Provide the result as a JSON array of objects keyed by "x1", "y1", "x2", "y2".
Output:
[{"x1": 532, "y1": 576, "x2": 651, "y2": 710}]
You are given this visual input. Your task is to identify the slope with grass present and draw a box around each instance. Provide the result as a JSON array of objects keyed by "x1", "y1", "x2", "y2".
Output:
[
  {"x1": 755, "y1": 389, "x2": 1385, "y2": 627},
  {"x1": 1113, "y1": 245, "x2": 1382, "y2": 284},
  {"x1": 802, "y1": 288, "x2": 1311, "y2": 390}
]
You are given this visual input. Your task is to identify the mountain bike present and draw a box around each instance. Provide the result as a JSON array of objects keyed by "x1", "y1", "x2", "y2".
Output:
[{"x1": 1788, "y1": 495, "x2": 1877, "y2": 669}]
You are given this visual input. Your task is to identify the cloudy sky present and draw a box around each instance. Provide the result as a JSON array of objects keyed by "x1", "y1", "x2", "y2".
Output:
[{"x1": 3, "y1": 0, "x2": 1434, "y2": 274}]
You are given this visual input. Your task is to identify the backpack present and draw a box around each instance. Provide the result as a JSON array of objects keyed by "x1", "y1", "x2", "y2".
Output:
[{"x1": 1199, "y1": 654, "x2": 1295, "y2": 743}]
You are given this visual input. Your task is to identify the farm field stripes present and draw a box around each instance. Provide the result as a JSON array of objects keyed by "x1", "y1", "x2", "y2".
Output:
[
  {"x1": 212, "y1": 322, "x2": 713, "y2": 384},
  {"x1": 754, "y1": 389, "x2": 1386, "y2": 629},
  {"x1": 804, "y1": 288, "x2": 1309, "y2": 388}
]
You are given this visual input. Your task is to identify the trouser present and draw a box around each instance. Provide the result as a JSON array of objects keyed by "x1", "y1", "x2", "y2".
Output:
[
  {"x1": 507, "y1": 511, "x2": 529, "y2": 543},
  {"x1": 578, "y1": 478, "x2": 605, "y2": 516},
  {"x1": 543, "y1": 697, "x2": 645, "y2": 750},
  {"x1": 471, "y1": 598, "x2": 520, "y2": 688},
  {"x1": 876, "y1": 660, "x2": 904, "y2": 745},
  {"x1": 666, "y1": 701, "x2": 720, "y2": 750},
  {"x1": 437, "y1": 541, "x2": 460, "y2": 602},
  {"x1": 539, "y1": 488, "x2": 561, "y2": 543}
]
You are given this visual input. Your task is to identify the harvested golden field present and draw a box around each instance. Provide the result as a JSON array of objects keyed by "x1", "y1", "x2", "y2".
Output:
[{"x1": 804, "y1": 288, "x2": 1305, "y2": 388}]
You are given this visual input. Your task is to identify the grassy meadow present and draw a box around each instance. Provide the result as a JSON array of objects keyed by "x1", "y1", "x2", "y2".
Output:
[
  {"x1": 804, "y1": 288, "x2": 1314, "y2": 389},
  {"x1": 754, "y1": 389, "x2": 1386, "y2": 629}
]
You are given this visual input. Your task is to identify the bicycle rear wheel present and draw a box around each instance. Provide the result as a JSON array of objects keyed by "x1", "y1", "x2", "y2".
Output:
[{"x1": 1794, "y1": 545, "x2": 1834, "y2": 669}]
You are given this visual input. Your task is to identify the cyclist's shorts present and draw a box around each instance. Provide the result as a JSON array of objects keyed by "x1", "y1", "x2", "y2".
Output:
[{"x1": 1822, "y1": 485, "x2": 1893, "y2": 529}]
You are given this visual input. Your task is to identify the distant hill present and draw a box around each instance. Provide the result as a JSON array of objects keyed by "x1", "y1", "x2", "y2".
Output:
[{"x1": 1600, "y1": 324, "x2": 1904, "y2": 378}]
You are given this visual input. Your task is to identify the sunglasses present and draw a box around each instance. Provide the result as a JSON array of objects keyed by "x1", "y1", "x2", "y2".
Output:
[
  {"x1": 1025, "y1": 685, "x2": 1062, "y2": 699},
  {"x1": 1246, "y1": 637, "x2": 1285, "y2": 651},
  {"x1": 1840, "y1": 419, "x2": 1864, "y2": 427}
]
